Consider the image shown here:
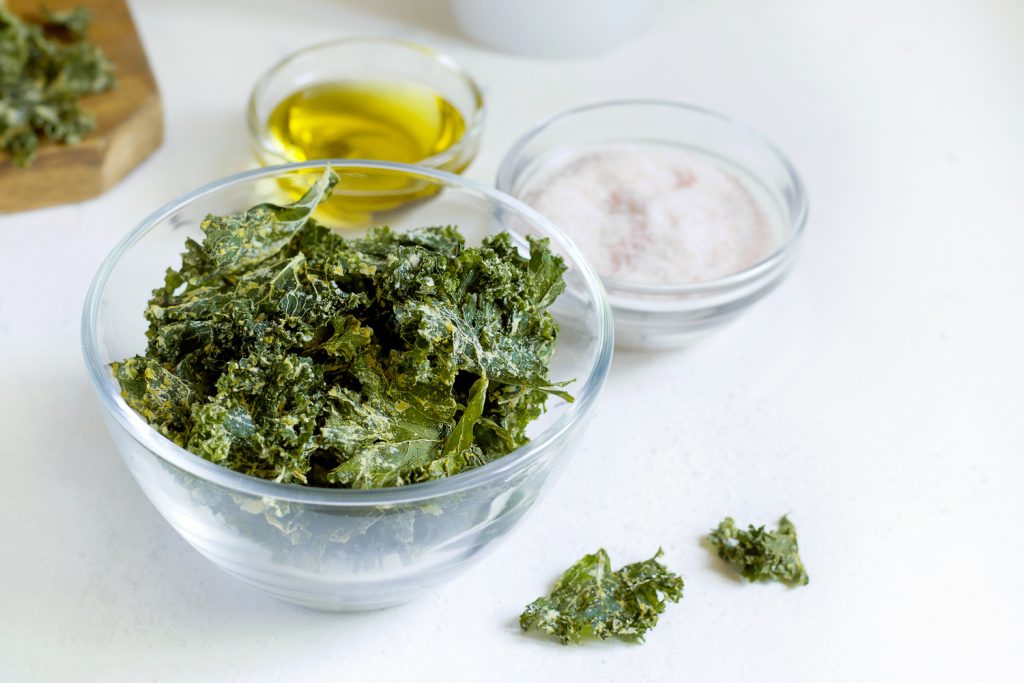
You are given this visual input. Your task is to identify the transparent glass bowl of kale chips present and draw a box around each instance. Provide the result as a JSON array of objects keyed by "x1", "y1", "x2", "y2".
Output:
[{"x1": 82, "y1": 162, "x2": 613, "y2": 610}]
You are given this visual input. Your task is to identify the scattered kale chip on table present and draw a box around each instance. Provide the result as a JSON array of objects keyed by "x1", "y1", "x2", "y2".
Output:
[
  {"x1": 0, "y1": 5, "x2": 115, "y2": 166},
  {"x1": 112, "y1": 169, "x2": 572, "y2": 489},
  {"x1": 707, "y1": 515, "x2": 809, "y2": 586},
  {"x1": 520, "y1": 548, "x2": 683, "y2": 645}
]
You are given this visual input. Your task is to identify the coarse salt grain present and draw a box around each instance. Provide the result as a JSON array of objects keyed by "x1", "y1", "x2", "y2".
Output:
[{"x1": 523, "y1": 144, "x2": 776, "y2": 285}]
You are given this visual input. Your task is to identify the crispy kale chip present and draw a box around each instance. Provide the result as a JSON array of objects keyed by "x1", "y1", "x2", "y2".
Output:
[
  {"x1": 112, "y1": 168, "x2": 571, "y2": 488},
  {"x1": 41, "y1": 7, "x2": 92, "y2": 39},
  {"x1": 707, "y1": 515, "x2": 809, "y2": 586},
  {"x1": 520, "y1": 549, "x2": 683, "y2": 645},
  {"x1": 0, "y1": 5, "x2": 115, "y2": 166}
]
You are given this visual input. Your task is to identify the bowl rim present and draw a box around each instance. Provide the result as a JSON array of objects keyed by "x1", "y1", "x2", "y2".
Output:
[
  {"x1": 81, "y1": 160, "x2": 613, "y2": 506},
  {"x1": 246, "y1": 36, "x2": 486, "y2": 171},
  {"x1": 495, "y1": 98, "x2": 810, "y2": 298}
]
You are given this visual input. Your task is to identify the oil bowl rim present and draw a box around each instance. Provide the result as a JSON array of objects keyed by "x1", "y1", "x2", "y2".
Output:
[
  {"x1": 81, "y1": 161, "x2": 612, "y2": 507},
  {"x1": 246, "y1": 36, "x2": 486, "y2": 171},
  {"x1": 496, "y1": 98, "x2": 809, "y2": 300}
]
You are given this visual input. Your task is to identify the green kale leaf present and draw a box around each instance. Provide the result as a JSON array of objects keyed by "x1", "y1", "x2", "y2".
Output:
[
  {"x1": 707, "y1": 515, "x2": 809, "y2": 586},
  {"x1": 41, "y1": 7, "x2": 91, "y2": 39},
  {"x1": 0, "y1": 5, "x2": 114, "y2": 166},
  {"x1": 201, "y1": 169, "x2": 337, "y2": 270},
  {"x1": 520, "y1": 549, "x2": 683, "y2": 645},
  {"x1": 113, "y1": 168, "x2": 571, "y2": 489}
]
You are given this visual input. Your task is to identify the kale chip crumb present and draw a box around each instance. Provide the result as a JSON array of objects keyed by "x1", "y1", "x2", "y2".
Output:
[
  {"x1": 520, "y1": 548, "x2": 683, "y2": 645},
  {"x1": 112, "y1": 168, "x2": 573, "y2": 489},
  {"x1": 707, "y1": 515, "x2": 809, "y2": 586}
]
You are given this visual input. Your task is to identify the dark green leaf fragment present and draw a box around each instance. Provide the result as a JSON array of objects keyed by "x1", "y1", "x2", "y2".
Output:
[
  {"x1": 111, "y1": 356, "x2": 194, "y2": 446},
  {"x1": 0, "y1": 5, "x2": 114, "y2": 166},
  {"x1": 112, "y1": 168, "x2": 571, "y2": 489},
  {"x1": 707, "y1": 515, "x2": 809, "y2": 586},
  {"x1": 520, "y1": 549, "x2": 683, "y2": 645},
  {"x1": 201, "y1": 170, "x2": 337, "y2": 270},
  {"x1": 187, "y1": 352, "x2": 324, "y2": 484}
]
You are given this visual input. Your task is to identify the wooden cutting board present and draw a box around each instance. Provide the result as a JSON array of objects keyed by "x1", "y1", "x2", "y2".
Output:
[{"x1": 0, "y1": 0, "x2": 163, "y2": 212}]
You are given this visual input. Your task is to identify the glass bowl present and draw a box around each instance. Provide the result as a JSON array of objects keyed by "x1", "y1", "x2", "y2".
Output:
[
  {"x1": 82, "y1": 161, "x2": 612, "y2": 611},
  {"x1": 497, "y1": 100, "x2": 809, "y2": 350},
  {"x1": 247, "y1": 38, "x2": 485, "y2": 220}
]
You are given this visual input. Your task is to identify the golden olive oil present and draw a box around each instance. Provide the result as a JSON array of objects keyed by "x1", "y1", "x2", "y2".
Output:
[
  {"x1": 266, "y1": 80, "x2": 469, "y2": 222},
  {"x1": 268, "y1": 80, "x2": 466, "y2": 163}
]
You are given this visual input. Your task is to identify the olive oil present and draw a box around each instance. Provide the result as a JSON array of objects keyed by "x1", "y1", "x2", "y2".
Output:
[
  {"x1": 268, "y1": 80, "x2": 467, "y2": 164},
  {"x1": 265, "y1": 80, "x2": 469, "y2": 222}
]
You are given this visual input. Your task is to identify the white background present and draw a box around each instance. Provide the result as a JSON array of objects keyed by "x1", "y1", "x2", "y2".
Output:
[{"x1": 2, "y1": 1, "x2": 1023, "y2": 681}]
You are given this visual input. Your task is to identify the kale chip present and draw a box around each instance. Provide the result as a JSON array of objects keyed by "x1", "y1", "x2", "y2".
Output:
[
  {"x1": 707, "y1": 515, "x2": 809, "y2": 586},
  {"x1": 520, "y1": 549, "x2": 683, "y2": 645},
  {"x1": 112, "y1": 169, "x2": 572, "y2": 489},
  {"x1": 0, "y1": 5, "x2": 115, "y2": 166}
]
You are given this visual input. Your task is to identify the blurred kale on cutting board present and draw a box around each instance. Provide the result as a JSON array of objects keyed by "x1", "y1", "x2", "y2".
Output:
[{"x1": 0, "y1": 4, "x2": 114, "y2": 166}]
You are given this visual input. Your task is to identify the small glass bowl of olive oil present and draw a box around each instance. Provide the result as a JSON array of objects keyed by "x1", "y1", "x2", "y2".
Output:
[{"x1": 248, "y1": 38, "x2": 485, "y2": 223}]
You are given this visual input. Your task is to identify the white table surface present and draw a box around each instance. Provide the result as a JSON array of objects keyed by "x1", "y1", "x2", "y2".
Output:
[{"x1": 3, "y1": 1, "x2": 1022, "y2": 680}]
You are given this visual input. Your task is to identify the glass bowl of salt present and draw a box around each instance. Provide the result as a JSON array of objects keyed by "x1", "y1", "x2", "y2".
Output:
[{"x1": 497, "y1": 99, "x2": 808, "y2": 350}]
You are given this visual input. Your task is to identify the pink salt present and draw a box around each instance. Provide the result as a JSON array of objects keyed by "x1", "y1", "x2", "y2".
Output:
[{"x1": 523, "y1": 144, "x2": 775, "y2": 285}]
